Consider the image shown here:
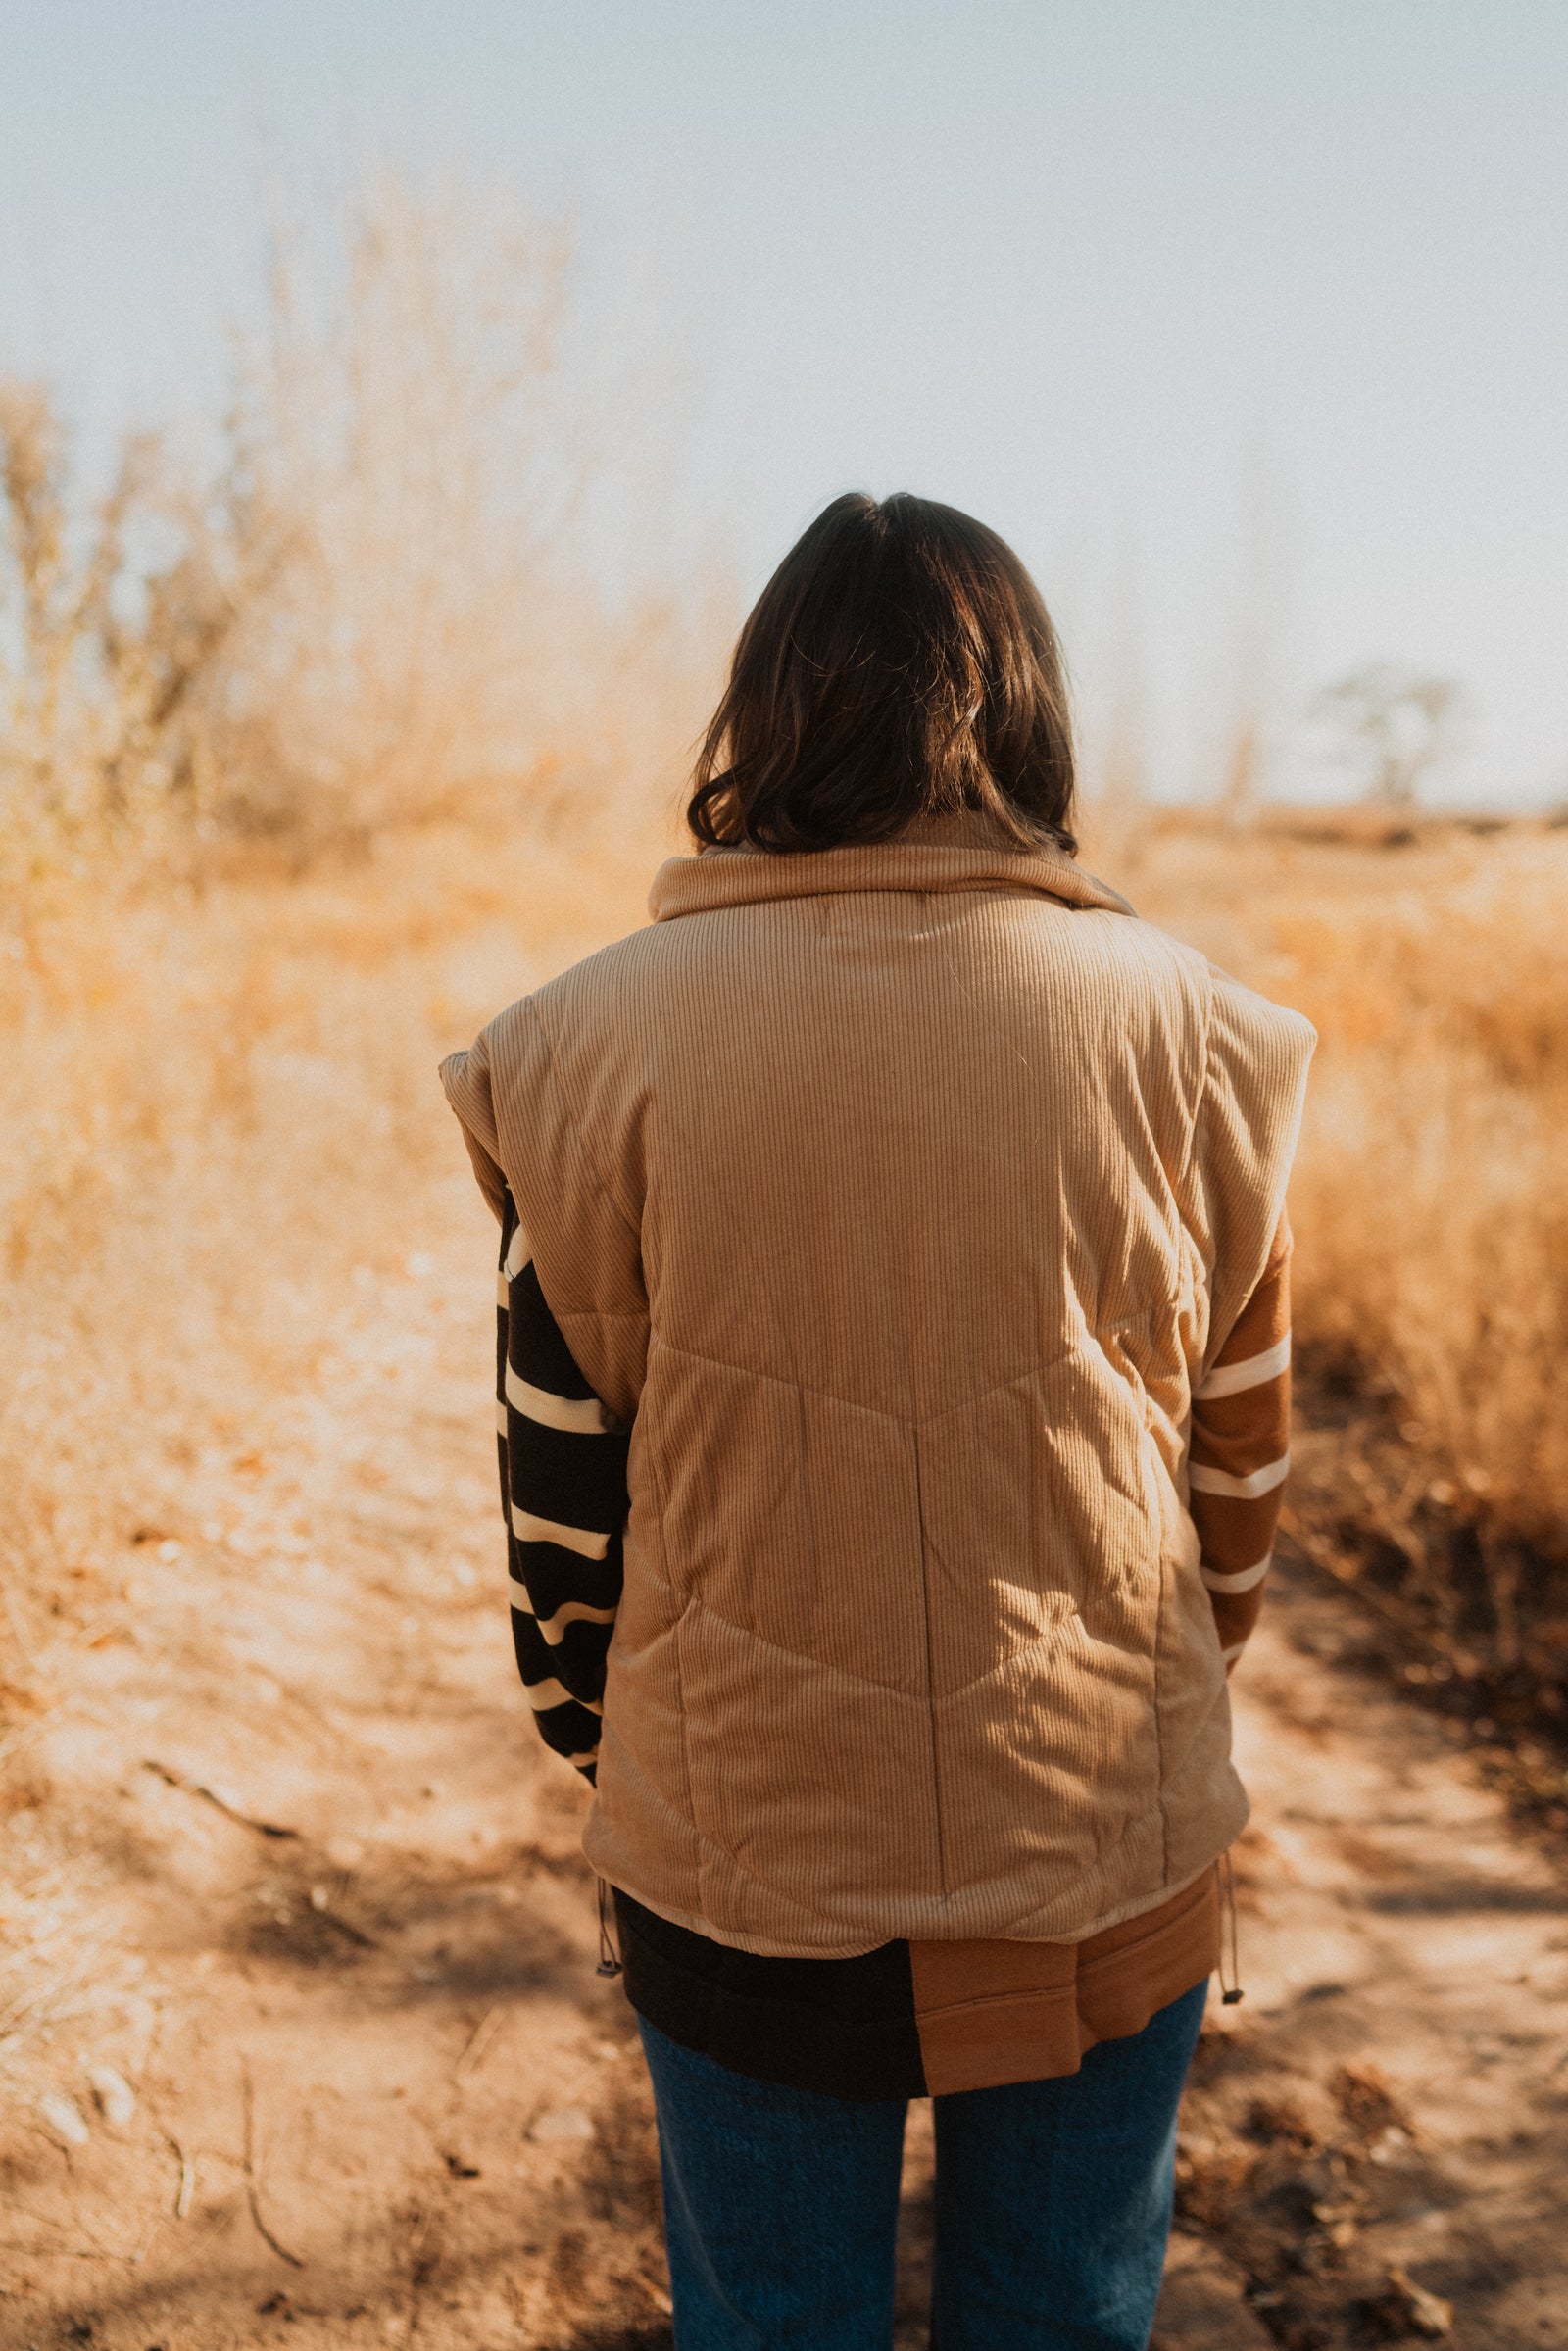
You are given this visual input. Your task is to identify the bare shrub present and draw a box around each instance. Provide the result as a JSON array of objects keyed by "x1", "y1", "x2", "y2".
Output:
[
  {"x1": 208, "y1": 168, "x2": 585, "y2": 837},
  {"x1": 0, "y1": 383, "x2": 227, "y2": 879},
  {"x1": 1308, "y1": 664, "x2": 1464, "y2": 807},
  {"x1": 0, "y1": 165, "x2": 712, "y2": 884}
]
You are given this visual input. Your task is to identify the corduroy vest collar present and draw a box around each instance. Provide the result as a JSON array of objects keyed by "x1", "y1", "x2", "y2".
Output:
[{"x1": 648, "y1": 836, "x2": 1136, "y2": 925}]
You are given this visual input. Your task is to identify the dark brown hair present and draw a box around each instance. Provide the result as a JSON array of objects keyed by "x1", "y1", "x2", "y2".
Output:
[{"x1": 688, "y1": 492, "x2": 1077, "y2": 856}]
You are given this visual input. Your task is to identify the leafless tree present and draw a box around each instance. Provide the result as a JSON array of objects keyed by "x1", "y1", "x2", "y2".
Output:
[{"x1": 1310, "y1": 663, "x2": 1463, "y2": 807}]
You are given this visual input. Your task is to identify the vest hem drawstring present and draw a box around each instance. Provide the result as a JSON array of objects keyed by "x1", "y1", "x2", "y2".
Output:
[
  {"x1": 597, "y1": 1875, "x2": 623, "y2": 1978},
  {"x1": 1218, "y1": 1848, "x2": 1245, "y2": 2005}
]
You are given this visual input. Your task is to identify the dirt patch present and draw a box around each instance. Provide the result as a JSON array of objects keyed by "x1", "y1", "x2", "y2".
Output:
[{"x1": 5, "y1": 1264, "x2": 1567, "y2": 2349}]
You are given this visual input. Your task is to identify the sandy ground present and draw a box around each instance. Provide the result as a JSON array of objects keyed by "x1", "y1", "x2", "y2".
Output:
[{"x1": 3, "y1": 1172, "x2": 1566, "y2": 2350}]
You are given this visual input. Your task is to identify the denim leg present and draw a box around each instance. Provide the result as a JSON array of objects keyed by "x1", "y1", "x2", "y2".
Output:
[
  {"x1": 929, "y1": 1978, "x2": 1208, "y2": 2351},
  {"x1": 636, "y1": 2017, "x2": 908, "y2": 2350}
]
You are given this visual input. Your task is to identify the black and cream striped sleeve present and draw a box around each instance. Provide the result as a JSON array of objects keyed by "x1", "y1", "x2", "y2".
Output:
[{"x1": 496, "y1": 1186, "x2": 630, "y2": 1781}]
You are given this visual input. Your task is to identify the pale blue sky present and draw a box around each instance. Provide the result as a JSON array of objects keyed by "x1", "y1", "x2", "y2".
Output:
[{"x1": 2, "y1": 3, "x2": 1565, "y2": 803}]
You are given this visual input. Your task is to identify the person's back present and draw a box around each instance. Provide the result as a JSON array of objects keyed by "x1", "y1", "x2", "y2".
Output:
[
  {"x1": 443, "y1": 492, "x2": 1313, "y2": 2349},
  {"x1": 453, "y1": 828, "x2": 1308, "y2": 1956}
]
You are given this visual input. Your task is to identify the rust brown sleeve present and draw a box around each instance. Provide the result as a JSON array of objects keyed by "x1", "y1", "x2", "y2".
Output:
[{"x1": 1190, "y1": 1213, "x2": 1292, "y2": 1673}]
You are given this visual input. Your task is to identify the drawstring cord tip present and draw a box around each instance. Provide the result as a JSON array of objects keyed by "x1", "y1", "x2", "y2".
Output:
[
  {"x1": 1218, "y1": 1848, "x2": 1246, "y2": 2006},
  {"x1": 596, "y1": 1875, "x2": 623, "y2": 1979}
]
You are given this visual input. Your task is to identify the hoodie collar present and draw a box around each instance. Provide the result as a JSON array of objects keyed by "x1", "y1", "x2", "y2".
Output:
[{"x1": 648, "y1": 835, "x2": 1136, "y2": 925}]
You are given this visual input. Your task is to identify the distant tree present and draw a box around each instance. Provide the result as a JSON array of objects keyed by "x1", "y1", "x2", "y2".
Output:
[{"x1": 1309, "y1": 663, "x2": 1463, "y2": 807}]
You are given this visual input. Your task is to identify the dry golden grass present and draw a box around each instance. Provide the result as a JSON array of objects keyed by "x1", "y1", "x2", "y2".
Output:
[
  {"x1": 4, "y1": 808, "x2": 1561, "y2": 1676},
  {"x1": 0, "y1": 817, "x2": 663, "y2": 2104},
  {"x1": 1112, "y1": 809, "x2": 1568, "y2": 1713},
  {"x1": 0, "y1": 825, "x2": 660, "y2": 1641}
]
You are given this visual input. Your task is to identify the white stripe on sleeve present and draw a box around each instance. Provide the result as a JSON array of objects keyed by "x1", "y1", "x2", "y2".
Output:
[
  {"x1": 1200, "y1": 1550, "x2": 1273, "y2": 1594},
  {"x1": 1197, "y1": 1334, "x2": 1291, "y2": 1400},
  {"x1": 504, "y1": 1221, "x2": 532, "y2": 1280},
  {"x1": 1220, "y1": 1641, "x2": 1248, "y2": 1664},
  {"x1": 510, "y1": 1577, "x2": 618, "y2": 1642},
  {"x1": 521, "y1": 1673, "x2": 603, "y2": 1716},
  {"x1": 1189, "y1": 1452, "x2": 1290, "y2": 1501},
  {"x1": 504, "y1": 1361, "x2": 612, "y2": 1434},
  {"x1": 509, "y1": 1503, "x2": 612, "y2": 1560}
]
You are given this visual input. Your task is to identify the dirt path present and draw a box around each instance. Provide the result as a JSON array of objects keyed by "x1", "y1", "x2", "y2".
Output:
[{"x1": 3, "y1": 1176, "x2": 1565, "y2": 2350}]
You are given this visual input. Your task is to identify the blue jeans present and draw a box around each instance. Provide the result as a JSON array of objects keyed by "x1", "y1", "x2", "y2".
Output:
[{"x1": 637, "y1": 1978, "x2": 1207, "y2": 2350}]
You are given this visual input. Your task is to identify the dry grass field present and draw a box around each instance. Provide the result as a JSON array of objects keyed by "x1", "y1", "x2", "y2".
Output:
[
  {"x1": 1117, "y1": 808, "x2": 1568, "y2": 1530},
  {"x1": 1, "y1": 800, "x2": 1566, "y2": 2349},
  {"x1": 6, "y1": 807, "x2": 1562, "y2": 1772},
  {"x1": 1119, "y1": 811, "x2": 1568, "y2": 1799}
]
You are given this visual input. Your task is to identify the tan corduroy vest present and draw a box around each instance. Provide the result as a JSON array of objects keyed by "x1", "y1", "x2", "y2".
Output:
[{"x1": 442, "y1": 838, "x2": 1314, "y2": 1957}]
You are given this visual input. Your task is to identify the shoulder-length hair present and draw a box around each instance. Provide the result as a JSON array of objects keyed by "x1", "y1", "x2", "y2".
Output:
[{"x1": 687, "y1": 492, "x2": 1077, "y2": 857}]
